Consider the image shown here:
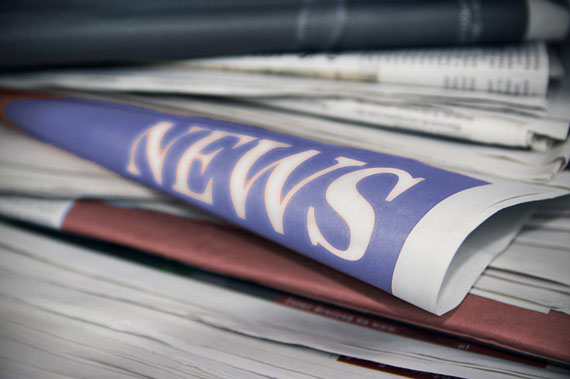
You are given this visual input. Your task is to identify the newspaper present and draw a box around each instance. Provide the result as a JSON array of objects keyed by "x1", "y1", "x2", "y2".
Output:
[
  {"x1": 3, "y1": 114, "x2": 568, "y2": 204},
  {"x1": 0, "y1": 64, "x2": 549, "y2": 112},
  {"x1": 183, "y1": 42, "x2": 551, "y2": 96},
  {"x1": 0, "y1": 227, "x2": 388, "y2": 379},
  {"x1": 1, "y1": 91, "x2": 568, "y2": 316},
  {"x1": 491, "y1": 238, "x2": 570, "y2": 288},
  {"x1": 2, "y1": 193, "x2": 569, "y2": 362},
  {"x1": 548, "y1": 75, "x2": 570, "y2": 120},
  {"x1": 1, "y1": 221, "x2": 568, "y2": 378},
  {"x1": 251, "y1": 97, "x2": 569, "y2": 149},
  {"x1": 471, "y1": 196, "x2": 570, "y2": 314},
  {"x1": 474, "y1": 269, "x2": 570, "y2": 315},
  {"x1": 2, "y1": 62, "x2": 562, "y2": 150},
  {"x1": 3, "y1": 192, "x2": 568, "y2": 316},
  {"x1": 0, "y1": 123, "x2": 162, "y2": 199},
  {"x1": 122, "y1": 94, "x2": 570, "y2": 185}
]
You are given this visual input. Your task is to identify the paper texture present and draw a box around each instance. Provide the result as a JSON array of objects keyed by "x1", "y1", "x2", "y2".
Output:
[
  {"x1": 0, "y1": 195, "x2": 72, "y2": 229},
  {"x1": 186, "y1": 42, "x2": 550, "y2": 95},
  {"x1": 1, "y1": 221, "x2": 567, "y2": 378},
  {"x1": 0, "y1": 123, "x2": 161, "y2": 199},
  {"x1": 2, "y1": 92, "x2": 568, "y2": 315},
  {"x1": 1, "y1": 195, "x2": 568, "y2": 362},
  {"x1": 118, "y1": 94, "x2": 570, "y2": 185},
  {"x1": 253, "y1": 97, "x2": 568, "y2": 149},
  {"x1": 2, "y1": 61, "x2": 564, "y2": 152}
]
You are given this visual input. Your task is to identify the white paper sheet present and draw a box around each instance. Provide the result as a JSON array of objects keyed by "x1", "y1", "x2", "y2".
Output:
[
  {"x1": 1, "y1": 221, "x2": 567, "y2": 379},
  {"x1": 184, "y1": 42, "x2": 550, "y2": 96},
  {"x1": 253, "y1": 96, "x2": 568, "y2": 149},
  {"x1": 490, "y1": 242, "x2": 570, "y2": 286},
  {"x1": 0, "y1": 65, "x2": 549, "y2": 111},
  {"x1": 474, "y1": 273, "x2": 570, "y2": 314}
]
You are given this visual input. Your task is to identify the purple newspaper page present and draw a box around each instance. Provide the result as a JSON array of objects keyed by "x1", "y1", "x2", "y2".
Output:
[{"x1": 2, "y1": 91, "x2": 567, "y2": 314}]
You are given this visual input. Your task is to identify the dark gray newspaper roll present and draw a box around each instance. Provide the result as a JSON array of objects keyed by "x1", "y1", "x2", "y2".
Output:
[{"x1": 0, "y1": 0, "x2": 568, "y2": 67}]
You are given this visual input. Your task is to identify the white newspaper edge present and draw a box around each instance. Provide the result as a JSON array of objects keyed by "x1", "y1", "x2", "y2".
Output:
[
  {"x1": 392, "y1": 179, "x2": 568, "y2": 315},
  {"x1": 0, "y1": 196, "x2": 74, "y2": 229}
]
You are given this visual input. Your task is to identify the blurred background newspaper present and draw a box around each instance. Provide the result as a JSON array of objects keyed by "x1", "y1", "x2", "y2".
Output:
[{"x1": 0, "y1": 0, "x2": 570, "y2": 378}]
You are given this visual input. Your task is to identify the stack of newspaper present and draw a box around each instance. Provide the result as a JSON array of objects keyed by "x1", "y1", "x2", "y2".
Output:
[
  {"x1": 2, "y1": 42, "x2": 570, "y2": 184},
  {"x1": 1, "y1": 5, "x2": 570, "y2": 379}
]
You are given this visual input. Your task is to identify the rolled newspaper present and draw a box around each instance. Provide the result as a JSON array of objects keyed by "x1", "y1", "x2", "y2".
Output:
[{"x1": 1, "y1": 90, "x2": 567, "y2": 314}]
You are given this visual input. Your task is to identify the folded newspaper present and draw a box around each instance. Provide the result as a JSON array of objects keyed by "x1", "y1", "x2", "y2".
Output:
[
  {"x1": 1, "y1": 90, "x2": 568, "y2": 315},
  {"x1": 182, "y1": 42, "x2": 553, "y2": 96},
  {"x1": 3, "y1": 41, "x2": 568, "y2": 152},
  {"x1": 3, "y1": 62, "x2": 569, "y2": 183},
  {"x1": 0, "y1": 66, "x2": 561, "y2": 147}
]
